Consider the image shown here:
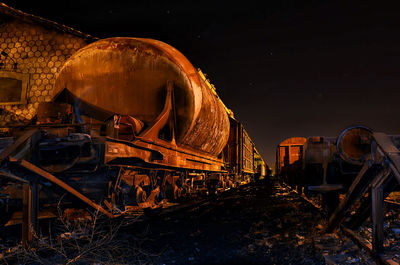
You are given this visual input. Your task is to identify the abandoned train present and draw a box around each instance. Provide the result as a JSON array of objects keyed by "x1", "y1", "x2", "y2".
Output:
[
  {"x1": 276, "y1": 126, "x2": 378, "y2": 192},
  {"x1": 276, "y1": 126, "x2": 400, "y2": 212},
  {"x1": 0, "y1": 37, "x2": 266, "y2": 227}
]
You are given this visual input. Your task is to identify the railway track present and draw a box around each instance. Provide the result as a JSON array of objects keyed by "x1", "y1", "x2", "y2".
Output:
[
  {"x1": 122, "y1": 183, "x2": 253, "y2": 228},
  {"x1": 0, "y1": 183, "x2": 249, "y2": 263}
]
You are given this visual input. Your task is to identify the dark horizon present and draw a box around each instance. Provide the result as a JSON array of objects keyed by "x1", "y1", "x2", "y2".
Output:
[{"x1": 3, "y1": 0, "x2": 400, "y2": 167}]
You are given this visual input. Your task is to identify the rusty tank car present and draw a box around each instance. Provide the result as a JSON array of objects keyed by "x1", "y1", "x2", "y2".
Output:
[
  {"x1": 52, "y1": 37, "x2": 230, "y2": 171},
  {"x1": 0, "y1": 37, "x2": 265, "y2": 243}
]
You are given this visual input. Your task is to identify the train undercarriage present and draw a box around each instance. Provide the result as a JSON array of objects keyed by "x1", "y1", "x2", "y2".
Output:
[{"x1": 0, "y1": 125, "x2": 254, "y2": 245}]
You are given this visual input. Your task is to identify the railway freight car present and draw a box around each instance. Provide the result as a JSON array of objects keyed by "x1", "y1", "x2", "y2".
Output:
[
  {"x1": 223, "y1": 117, "x2": 260, "y2": 186},
  {"x1": 275, "y1": 126, "x2": 376, "y2": 213},
  {"x1": 305, "y1": 126, "x2": 373, "y2": 192},
  {"x1": 276, "y1": 127, "x2": 373, "y2": 191},
  {"x1": 275, "y1": 137, "x2": 307, "y2": 191},
  {"x1": 0, "y1": 37, "x2": 264, "y2": 242},
  {"x1": 198, "y1": 72, "x2": 267, "y2": 187}
]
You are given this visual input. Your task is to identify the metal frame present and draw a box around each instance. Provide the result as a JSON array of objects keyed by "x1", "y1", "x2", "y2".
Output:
[{"x1": 327, "y1": 132, "x2": 400, "y2": 256}]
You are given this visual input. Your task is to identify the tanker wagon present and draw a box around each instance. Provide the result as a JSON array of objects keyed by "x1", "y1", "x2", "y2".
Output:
[{"x1": 0, "y1": 38, "x2": 244, "y2": 238}]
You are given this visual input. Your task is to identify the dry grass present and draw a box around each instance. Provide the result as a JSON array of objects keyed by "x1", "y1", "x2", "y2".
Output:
[{"x1": 0, "y1": 200, "x2": 159, "y2": 265}]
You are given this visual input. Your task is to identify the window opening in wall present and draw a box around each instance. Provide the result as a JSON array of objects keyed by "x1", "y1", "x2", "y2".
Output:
[{"x1": 0, "y1": 71, "x2": 28, "y2": 105}]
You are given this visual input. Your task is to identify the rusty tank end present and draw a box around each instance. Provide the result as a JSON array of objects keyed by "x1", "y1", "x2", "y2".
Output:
[
  {"x1": 53, "y1": 37, "x2": 229, "y2": 157},
  {"x1": 337, "y1": 126, "x2": 373, "y2": 165}
]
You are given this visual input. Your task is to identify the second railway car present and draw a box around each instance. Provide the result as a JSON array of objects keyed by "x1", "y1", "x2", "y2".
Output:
[{"x1": 223, "y1": 117, "x2": 258, "y2": 185}]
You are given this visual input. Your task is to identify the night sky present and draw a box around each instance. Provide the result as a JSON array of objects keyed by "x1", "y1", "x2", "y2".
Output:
[{"x1": 3, "y1": 0, "x2": 400, "y2": 167}]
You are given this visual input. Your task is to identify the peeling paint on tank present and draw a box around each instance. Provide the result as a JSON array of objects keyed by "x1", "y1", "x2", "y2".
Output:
[{"x1": 54, "y1": 37, "x2": 230, "y2": 157}]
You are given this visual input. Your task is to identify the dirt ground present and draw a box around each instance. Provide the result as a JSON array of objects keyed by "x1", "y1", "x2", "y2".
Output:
[
  {"x1": 123, "y1": 178, "x2": 375, "y2": 265},
  {"x1": 0, "y1": 178, "x2": 379, "y2": 264}
]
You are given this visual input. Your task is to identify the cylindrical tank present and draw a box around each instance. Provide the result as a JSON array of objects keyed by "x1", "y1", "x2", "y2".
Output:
[
  {"x1": 53, "y1": 37, "x2": 229, "y2": 157},
  {"x1": 336, "y1": 126, "x2": 372, "y2": 165}
]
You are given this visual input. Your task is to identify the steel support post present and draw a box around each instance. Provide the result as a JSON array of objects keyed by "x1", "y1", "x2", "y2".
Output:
[
  {"x1": 371, "y1": 185, "x2": 384, "y2": 254},
  {"x1": 22, "y1": 183, "x2": 32, "y2": 247},
  {"x1": 21, "y1": 181, "x2": 39, "y2": 247}
]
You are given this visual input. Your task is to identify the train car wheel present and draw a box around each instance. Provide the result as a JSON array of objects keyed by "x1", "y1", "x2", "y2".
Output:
[
  {"x1": 135, "y1": 186, "x2": 147, "y2": 203},
  {"x1": 173, "y1": 185, "x2": 182, "y2": 200}
]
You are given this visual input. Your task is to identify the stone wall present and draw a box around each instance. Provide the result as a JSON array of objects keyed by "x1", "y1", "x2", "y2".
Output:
[{"x1": 0, "y1": 17, "x2": 91, "y2": 126}]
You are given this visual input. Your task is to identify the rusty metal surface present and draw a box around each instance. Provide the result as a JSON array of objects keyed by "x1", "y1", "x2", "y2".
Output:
[
  {"x1": 327, "y1": 132, "x2": 400, "y2": 258},
  {"x1": 303, "y1": 136, "x2": 336, "y2": 165},
  {"x1": 36, "y1": 102, "x2": 73, "y2": 124},
  {"x1": 337, "y1": 126, "x2": 373, "y2": 165},
  {"x1": 276, "y1": 137, "x2": 307, "y2": 173},
  {"x1": 9, "y1": 157, "x2": 116, "y2": 218},
  {"x1": 242, "y1": 128, "x2": 254, "y2": 173},
  {"x1": 53, "y1": 37, "x2": 229, "y2": 157},
  {"x1": 0, "y1": 36, "x2": 265, "y2": 247},
  {"x1": 103, "y1": 83, "x2": 225, "y2": 171}
]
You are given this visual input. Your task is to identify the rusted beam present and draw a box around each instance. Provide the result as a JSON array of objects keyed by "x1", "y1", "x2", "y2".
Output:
[
  {"x1": 346, "y1": 196, "x2": 371, "y2": 230},
  {"x1": 0, "y1": 169, "x2": 29, "y2": 183},
  {"x1": 370, "y1": 169, "x2": 393, "y2": 254},
  {"x1": 10, "y1": 157, "x2": 117, "y2": 218},
  {"x1": 346, "y1": 175, "x2": 397, "y2": 230},
  {"x1": 327, "y1": 162, "x2": 382, "y2": 232}
]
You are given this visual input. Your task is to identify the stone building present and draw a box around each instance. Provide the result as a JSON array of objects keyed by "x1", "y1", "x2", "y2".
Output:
[{"x1": 0, "y1": 3, "x2": 96, "y2": 127}]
